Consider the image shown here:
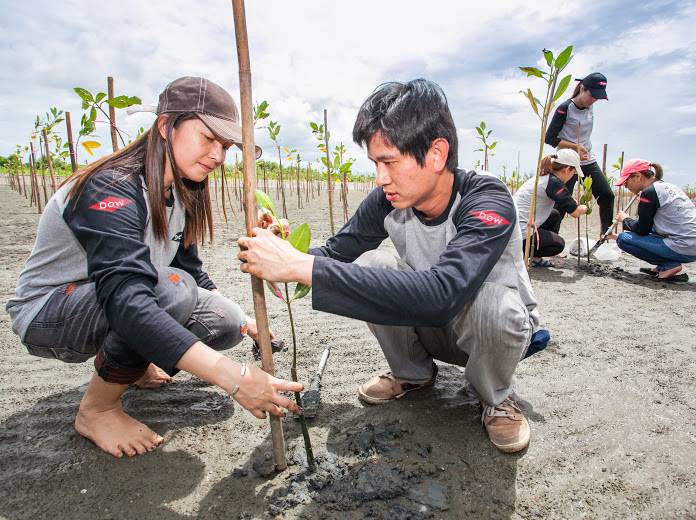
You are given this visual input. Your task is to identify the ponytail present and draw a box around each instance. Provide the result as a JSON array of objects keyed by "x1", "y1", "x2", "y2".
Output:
[
  {"x1": 571, "y1": 81, "x2": 582, "y2": 98},
  {"x1": 650, "y1": 163, "x2": 664, "y2": 181}
]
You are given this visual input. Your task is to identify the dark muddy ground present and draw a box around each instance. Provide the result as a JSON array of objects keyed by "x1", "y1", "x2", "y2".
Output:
[{"x1": 1, "y1": 182, "x2": 694, "y2": 519}]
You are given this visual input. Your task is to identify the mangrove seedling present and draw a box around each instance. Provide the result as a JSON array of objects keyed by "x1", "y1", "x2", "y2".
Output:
[
  {"x1": 254, "y1": 189, "x2": 315, "y2": 471},
  {"x1": 474, "y1": 121, "x2": 497, "y2": 171},
  {"x1": 518, "y1": 44, "x2": 574, "y2": 267}
]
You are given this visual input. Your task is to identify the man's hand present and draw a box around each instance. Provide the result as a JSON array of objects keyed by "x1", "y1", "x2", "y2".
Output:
[
  {"x1": 243, "y1": 314, "x2": 275, "y2": 341},
  {"x1": 238, "y1": 228, "x2": 314, "y2": 285},
  {"x1": 577, "y1": 144, "x2": 589, "y2": 161},
  {"x1": 616, "y1": 210, "x2": 628, "y2": 223},
  {"x1": 258, "y1": 210, "x2": 290, "y2": 237}
]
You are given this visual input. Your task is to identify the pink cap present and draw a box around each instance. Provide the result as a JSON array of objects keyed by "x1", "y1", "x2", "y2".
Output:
[{"x1": 614, "y1": 158, "x2": 651, "y2": 186}]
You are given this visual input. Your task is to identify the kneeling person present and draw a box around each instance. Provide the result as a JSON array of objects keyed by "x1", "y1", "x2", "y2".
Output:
[{"x1": 239, "y1": 79, "x2": 544, "y2": 453}]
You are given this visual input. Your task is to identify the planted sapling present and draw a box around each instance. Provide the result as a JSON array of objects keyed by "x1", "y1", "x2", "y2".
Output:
[{"x1": 254, "y1": 189, "x2": 315, "y2": 471}]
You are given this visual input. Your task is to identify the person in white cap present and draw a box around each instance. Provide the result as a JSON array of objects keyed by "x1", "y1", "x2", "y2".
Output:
[
  {"x1": 615, "y1": 159, "x2": 696, "y2": 282},
  {"x1": 513, "y1": 149, "x2": 588, "y2": 266},
  {"x1": 6, "y1": 77, "x2": 302, "y2": 458}
]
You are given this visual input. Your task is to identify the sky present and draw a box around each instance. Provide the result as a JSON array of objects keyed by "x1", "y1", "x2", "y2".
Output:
[{"x1": 1, "y1": 0, "x2": 695, "y2": 187}]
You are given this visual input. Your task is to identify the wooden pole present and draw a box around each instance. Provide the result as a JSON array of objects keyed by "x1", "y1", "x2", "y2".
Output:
[
  {"x1": 231, "y1": 0, "x2": 287, "y2": 471},
  {"x1": 107, "y1": 76, "x2": 119, "y2": 152},
  {"x1": 323, "y1": 109, "x2": 335, "y2": 235},
  {"x1": 29, "y1": 142, "x2": 41, "y2": 212},
  {"x1": 37, "y1": 136, "x2": 49, "y2": 206},
  {"x1": 66, "y1": 112, "x2": 78, "y2": 173},
  {"x1": 42, "y1": 128, "x2": 57, "y2": 194}
]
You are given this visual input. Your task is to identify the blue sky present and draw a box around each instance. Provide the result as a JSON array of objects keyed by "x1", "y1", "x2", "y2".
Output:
[{"x1": 1, "y1": 0, "x2": 695, "y2": 186}]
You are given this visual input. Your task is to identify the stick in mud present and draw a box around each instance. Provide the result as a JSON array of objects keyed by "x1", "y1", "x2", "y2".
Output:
[
  {"x1": 299, "y1": 347, "x2": 331, "y2": 420},
  {"x1": 231, "y1": 0, "x2": 287, "y2": 471}
]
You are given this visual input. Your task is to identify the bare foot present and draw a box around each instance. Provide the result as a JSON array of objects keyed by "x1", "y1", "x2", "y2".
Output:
[
  {"x1": 75, "y1": 405, "x2": 163, "y2": 458},
  {"x1": 75, "y1": 373, "x2": 163, "y2": 458},
  {"x1": 134, "y1": 363, "x2": 172, "y2": 389}
]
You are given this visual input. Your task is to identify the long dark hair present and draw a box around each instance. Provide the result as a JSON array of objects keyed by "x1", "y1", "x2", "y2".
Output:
[
  {"x1": 62, "y1": 113, "x2": 214, "y2": 246},
  {"x1": 637, "y1": 163, "x2": 664, "y2": 181}
]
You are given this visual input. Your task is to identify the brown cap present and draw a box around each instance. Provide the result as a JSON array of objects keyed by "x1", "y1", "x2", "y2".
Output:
[{"x1": 158, "y1": 76, "x2": 261, "y2": 159}]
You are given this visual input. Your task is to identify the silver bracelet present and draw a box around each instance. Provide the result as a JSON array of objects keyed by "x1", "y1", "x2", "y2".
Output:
[{"x1": 231, "y1": 363, "x2": 248, "y2": 397}]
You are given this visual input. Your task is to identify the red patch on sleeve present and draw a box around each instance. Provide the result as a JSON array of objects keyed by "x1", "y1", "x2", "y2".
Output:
[
  {"x1": 557, "y1": 109, "x2": 566, "y2": 115},
  {"x1": 470, "y1": 210, "x2": 510, "y2": 226},
  {"x1": 555, "y1": 187, "x2": 566, "y2": 196},
  {"x1": 89, "y1": 196, "x2": 134, "y2": 213},
  {"x1": 168, "y1": 273, "x2": 182, "y2": 285},
  {"x1": 65, "y1": 283, "x2": 77, "y2": 295},
  {"x1": 639, "y1": 197, "x2": 651, "y2": 204}
]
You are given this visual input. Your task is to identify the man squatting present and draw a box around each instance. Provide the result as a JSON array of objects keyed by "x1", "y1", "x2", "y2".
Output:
[{"x1": 239, "y1": 79, "x2": 547, "y2": 453}]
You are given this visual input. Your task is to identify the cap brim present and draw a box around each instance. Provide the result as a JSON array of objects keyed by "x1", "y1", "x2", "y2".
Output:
[
  {"x1": 589, "y1": 88, "x2": 608, "y2": 100},
  {"x1": 614, "y1": 176, "x2": 628, "y2": 187},
  {"x1": 198, "y1": 114, "x2": 262, "y2": 159},
  {"x1": 574, "y1": 166, "x2": 583, "y2": 178}
]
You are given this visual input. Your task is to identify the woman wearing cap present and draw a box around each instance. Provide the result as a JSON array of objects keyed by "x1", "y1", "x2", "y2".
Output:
[
  {"x1": 545, "y1": 72, "x2": 615, "y2": 237},
  {"x1": 514, "y1": 149, "x2": 588, "y2": 266},
  {"x1": 5, "y1": 77, "x2": 302, "y2": 458},
  {"x1": 614, "y1": 159, "x2": 696, "y2": 281}
]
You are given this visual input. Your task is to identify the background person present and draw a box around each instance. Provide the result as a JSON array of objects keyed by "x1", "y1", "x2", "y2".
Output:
[
  {"x1": 514, "y1": 149, "x2": 588, "y2": 266},
  {"x1": 545, "y1": 72, "x2": 614, "y2": 236},
  {"x1": 5, "y1": 77, "x2": 302, "y2": 458},
  {"x1": 239, "y1": 79, "x2": 548, "y2": 454},
  {"x1": 614, "y1": 159, "x2": 696, "y2": 282}
]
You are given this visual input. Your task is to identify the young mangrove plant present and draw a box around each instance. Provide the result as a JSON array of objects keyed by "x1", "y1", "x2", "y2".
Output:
[
  {"x1": 578, "y1": 176, "x2": 594, "y2": 263},
  {"x1": 310, "y1": 117, "x2": 335, "y2": 235},
  {"x1": 254, "y1": 189, "x2": 315, "y2": 471},
  {"x1": 518, "y1": 44, "x2": 574, "y2": 267},
  {"x1": 73, "y1": 85, "x2": 141, "y2": 160},
  {"x1": 474, "y1": 121, "x2": 497, "y2": 171}
]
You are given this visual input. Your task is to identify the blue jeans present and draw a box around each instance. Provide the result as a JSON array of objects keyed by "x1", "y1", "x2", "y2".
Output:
[{"x1": 616, "y1": 232, "x2": 696, "y2": 271}]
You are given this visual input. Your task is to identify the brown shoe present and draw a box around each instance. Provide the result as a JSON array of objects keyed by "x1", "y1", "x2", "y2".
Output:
[
  {"x1": 358, "y1": 364, "x2": 438, "y2": 405},
  {"x1": 482, "y1": 396, "x2": 530, "y2": 453}
]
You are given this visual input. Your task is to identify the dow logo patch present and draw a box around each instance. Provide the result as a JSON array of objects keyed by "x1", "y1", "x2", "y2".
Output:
[
  {"x1": 471, "y1": 210, "x2": 510, "y2": 226},
  {"x1": 171, "y1": 232, "x2": 183, "y2": 242},
  {"x1": 89, "y1": 197, "x2": 133, "y2": 213}
]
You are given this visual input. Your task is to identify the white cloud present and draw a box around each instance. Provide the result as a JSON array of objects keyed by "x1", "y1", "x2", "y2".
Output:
[
  {"x1": 675, "y1": 126, "x2": 696, "y2": 136},
  {"x1": 1, "y1": 0, "x2": 694, "y2": 187}
]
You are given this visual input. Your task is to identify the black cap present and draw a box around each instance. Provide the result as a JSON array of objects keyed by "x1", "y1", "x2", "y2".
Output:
[{"x1": 575, "y1": 72, "x2": 608, "y2": 100}]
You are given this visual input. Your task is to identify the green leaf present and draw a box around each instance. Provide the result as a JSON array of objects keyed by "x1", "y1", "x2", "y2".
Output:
[
  {"x1": 89, "y1": 107, "x2": 97, "y2": 122},
  {"x1": 475, "y1": 126, "x2": 484, "y2": 137},
  {"x1": 552, "y1": 74, "x2": 573, "y2": 103},
  {"x1": 519, "y1": 66, "x2": 544, "y2": 78},
  {"x1": 291, "y1": 283, "x2": 311, "y2": 301},
  {"x1": 127, "y1": 96, "x2": 142, "y2": 105},
  {"x1": 310, "y1": 121, "x2": 318, "y2": 132},
  {"x1": 489, "y1": 141, "x2": 498, "y2": 149},
  {"x1": 254, "y1": 189, "x2": 276, "y2": 214},
  {"x1": 287, "y1": 223, "x2": 310, "y2": 253},
  {"x1": 480, "y1": 121, "x2": 486, "y2": 130},
  {"x1": 74, "y1": 87, "x2": 93, "y2": 103},
  {"x1": 106, "y1": 95, "x2": 131, "y2": 109},
  {"x1": 543, "y1": 49, "x2": 554, "y2": 67},
  {"x1": 95, "y1": 92, "x2": 106, "y2": 103},
  {"x1": 554, "y1": 45, "x2": 573, "y2": 70}
]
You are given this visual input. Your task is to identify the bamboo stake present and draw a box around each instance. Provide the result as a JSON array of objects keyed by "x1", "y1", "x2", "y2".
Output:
[
  {"x1": 323, "y1": 109, "x2": 335, "y2": 234},
  {"x1": 29, "y1": 142, "x2": 41, "y2": 212},
  {"x1": 42, "y1": 128, "x2": 57, "y2": 194},
  {"x1": 66, "y1": 112, "x2": 78, "y2": 173},
  {"x1": 37, "y1": 136, "x2": 49, "y2": 206},
  {"x1": 576, "y1": 123, "x2": 581, "y2": 268},
  {"x1": 19, "y1": 154, "x2": 28, "y2": 198},
  {"x1": 231, "y1": 0, "x2": 287, "y2": 471},
  {"x1": 107, "y1": 76, "x2": 119, "y2": 152}
]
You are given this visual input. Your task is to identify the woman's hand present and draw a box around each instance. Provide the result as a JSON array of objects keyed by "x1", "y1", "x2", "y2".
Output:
[
  {"x1": 243, "y1": 314, "x2": 275, "y2": 341},
  {"x1": 616, "y1": 210, "x2": 628, "y2": 223},
  {"x1": 233, "y1": 363, "x2": 303, "y2": 419},
  {"x1": 570, "y1": 204, "x2": 588, "y2": 218},
  {"x1": 238, "y1": 228, "x2": 314, "y2": 285},
  {"x1": 577, "y1": 145, "x2": 589, "y2": 161}
]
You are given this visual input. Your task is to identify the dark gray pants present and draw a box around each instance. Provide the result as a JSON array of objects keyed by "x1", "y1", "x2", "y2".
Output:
[
  {"x1": 355, "y1": 251, "x2": 532, "y2": 406},
  {"x1": 22, "y1": 267, "x2": 246, "y2": 383}
]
